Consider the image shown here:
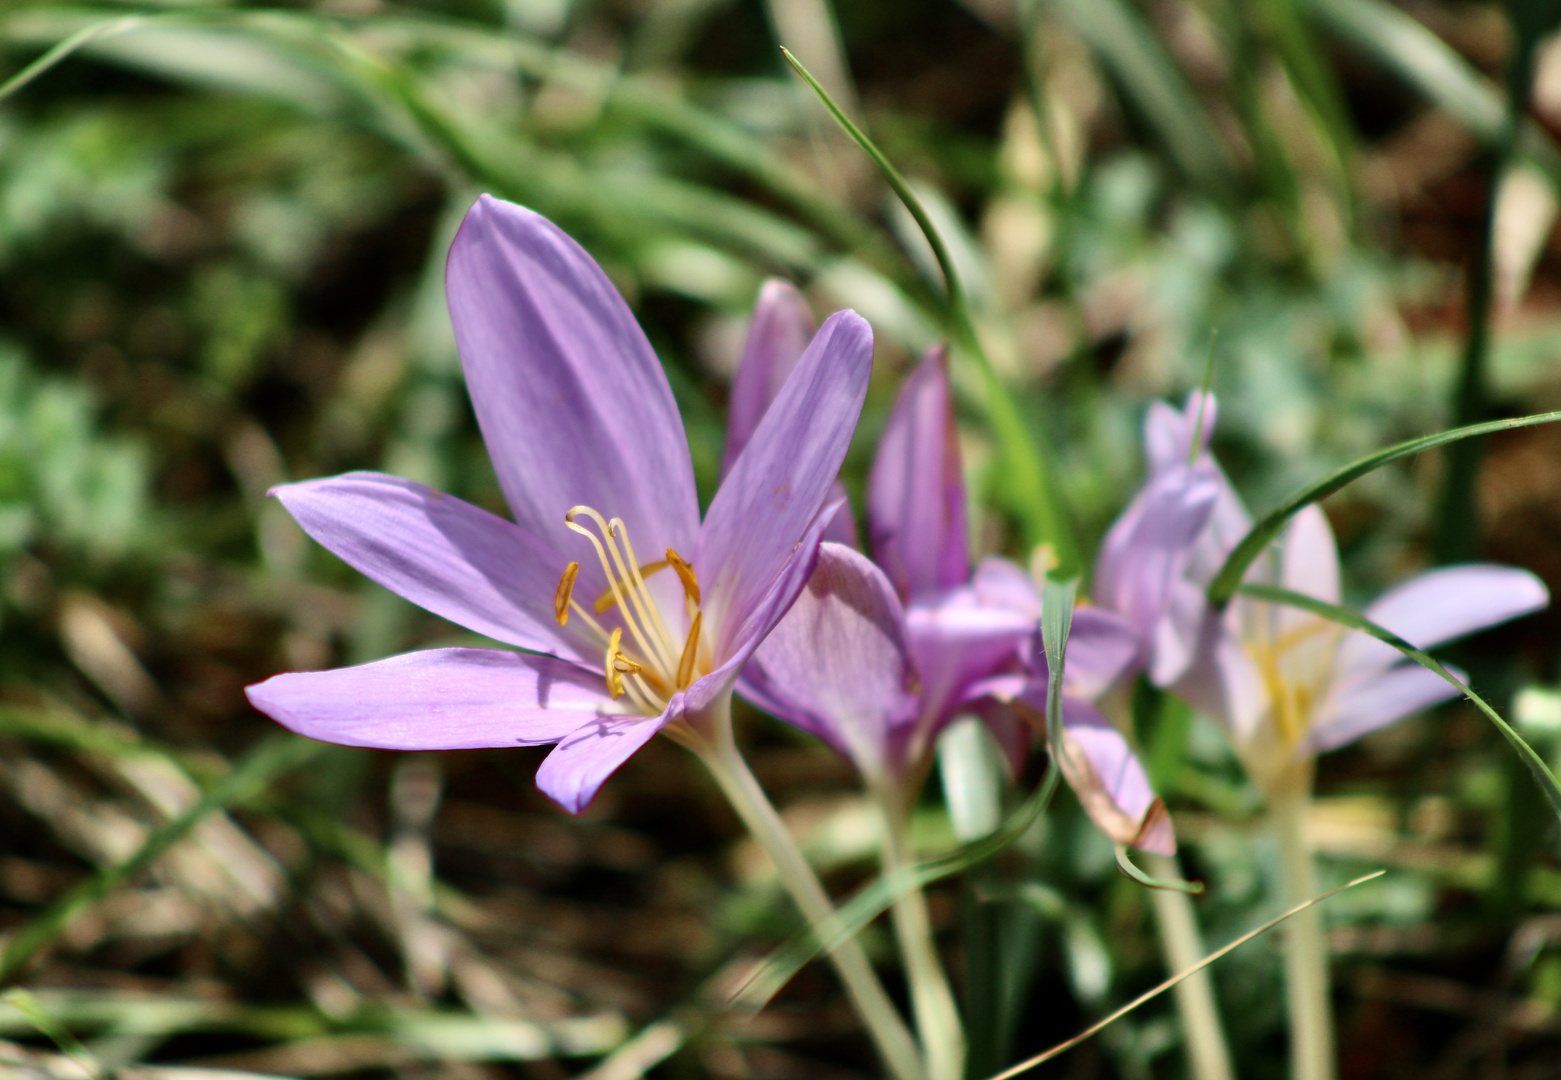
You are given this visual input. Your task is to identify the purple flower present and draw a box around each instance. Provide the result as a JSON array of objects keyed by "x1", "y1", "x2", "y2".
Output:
[
  {"x1": 246, "y1": 196, "x2": 873, "y2": 813},
  {"x1": 1104, "y1": 393, "x2": 1550, "y2": 790},
  {"x1": 738, "y1": 347, "x2": 1172, "y2": 851},
  {"x1": 1092, "y1": 392, "x2": 1238, "y2": 688}
]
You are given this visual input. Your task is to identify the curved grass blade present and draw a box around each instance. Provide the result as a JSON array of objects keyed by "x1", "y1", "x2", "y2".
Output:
[
  {"x1": 0, "y1": 735, "x2": 324, "y2": 985},
  {"x1": 986, "y1": 870, "x2": 1385, "y2": 1079},
  {"x1": 1237, "y1": 583, "x2": 1561, "y2": 822},
  {"x1": 780, "y1": 46, "x2": 1077, "y2": 568},
  {"x1": 1206, "y1": 409, "x2": 1561, "y2": 605},
  {"x1": 729, "y1": 587, "x2": 1076, "y2": 1014},
  {"x1": 0, "y1": 15, "x2": 141, "y2": 102}
]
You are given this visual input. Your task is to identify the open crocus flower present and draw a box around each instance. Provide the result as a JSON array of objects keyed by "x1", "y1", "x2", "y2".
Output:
[
  {"x1": 1177, "y1": 502, "x2": 1549, "y2": 791},
  {"x1": 739, "y1": 346, "x2": 1170, "y2": 851},
  {"x1": 246, "y1": 195, "x2": 873, "y2": 813}
]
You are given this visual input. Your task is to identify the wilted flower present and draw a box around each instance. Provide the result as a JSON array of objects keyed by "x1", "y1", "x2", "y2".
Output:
[{"x1": 246, "y1": 196, "x2": 873, "y2": 813}]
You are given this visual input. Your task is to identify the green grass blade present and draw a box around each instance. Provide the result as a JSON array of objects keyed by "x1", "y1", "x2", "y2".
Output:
[
  {"x1": 0, "y1": 735, "x2": 325, "y2": 985},
  {"x1": 1206, "y1": 409, "x2": 1561, "y2": 605},
  {"x1": 1237, "y1": 583, "x2": 1561, "y2": 823},
  {"x1": 0, "y1": 14, "x2": 140, "y2": 102},
  {"x1": 780, "y1": 46, "x2": 1077, "y2": 567},
  {"x1": 1040, "y1": 575, "x2": 1077, "y2": 756}
]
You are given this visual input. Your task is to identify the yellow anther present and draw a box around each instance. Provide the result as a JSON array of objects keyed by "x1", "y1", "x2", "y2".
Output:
[
  {"x1": 554, "y1": 562, "x2": 580, "y2": 626},
  {"x1": 605, "y1": 628, "x2": 625, "y2": 699},
  {"x1": 667, "y1": 549, "x2": 700, "y2": 606},
  {"x1": 676, "y1": 611, "x2": 703, "y2": 690},
  {"x1": 593, "y1": 559, "x2": 670, "y2": 614},
  {"x1": 614, "y1": 655, "x2": 644, "y2": 676}
]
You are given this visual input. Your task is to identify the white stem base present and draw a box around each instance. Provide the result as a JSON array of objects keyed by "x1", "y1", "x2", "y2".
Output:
[{"x1": 1272, "y1": 766, "x2": 1336, "y2": 1080}]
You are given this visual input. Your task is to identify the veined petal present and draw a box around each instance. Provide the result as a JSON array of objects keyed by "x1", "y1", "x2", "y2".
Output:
[
  {"x1": 446, "y1": 195, "x2": 699, "y2": 560},
  {"x1": 1093, "y1": 464, "x2": 1220, "y2": 673},
  {"x1": 1336, "y1": 565, "x2": 1550, "y2": 681},
  {"x1": 971, "y1": 556, "x2": 1041, "y2": 618},
  {"x1": 274, "y1": 472, "x2": 595, "y2": 665},
  {"x1": 905, "y1": 588, "x2": 1034, "y2": 748},
  {"x1": 246, "y1": 648, "x2": 616, "y2": 750},
  {"x1": 1307, "y1": 663, "x2": 1463, "y2": 754},
  {"x1": 723, "y1": 280, "x2": 817, "y2": 477},
  {"x1": 1172, "y1": 611, "x2": 1268, "y2": 741},
  {"x1": 1280, "y1": 504, "x2": 1340, "y2": 605},
  {"x1": 740, "y1": 544, "x2": 920, "y2": 777},
  {"x1": 688, "y1": 501, "x2": 836, "y2": 715},
  {"x1": 697, "y1": 310, "x2": 873, "y2": 658},
  {"x1": 868, "y1": 345, "x2": 968, "y2": 602},
  {"x1": 1057, "y1": 699, "x2": 1175, "y2": 854},
  {"x1": 535, "y1": 708, "x2": 676, "y2": 814},
  {"x1": 1063, "y1": 607, "x2": 1141, "y2": 700}
]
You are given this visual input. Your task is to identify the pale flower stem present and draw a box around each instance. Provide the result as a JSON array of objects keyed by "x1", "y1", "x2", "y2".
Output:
[
  {"x1": 1143, "y1": 853, "x2": 1235, "y2": 1080},
  {"x1": 1272, "y1": 766, "x2": 1336, "y2": 1080},
  {"x1": 690, "y1": 702, "x2": 927, "y2": 1080},
  {"x1": 875, "y1": 788, "x2": 966, "y2": 1080}
]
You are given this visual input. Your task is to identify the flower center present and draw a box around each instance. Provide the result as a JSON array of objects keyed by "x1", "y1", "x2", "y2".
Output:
[
  {"x1": 1247, "y1": 614, "x2": 1339, "y2": 748},
  {"x1": 553, "y1": 506, "x2": 708, "y2": 714}
]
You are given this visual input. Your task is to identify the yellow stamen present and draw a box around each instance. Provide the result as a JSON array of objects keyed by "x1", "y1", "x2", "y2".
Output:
[
  {"x1": 667, "y1": 548, "x2": 701, "y2": 606},
  {"x1": 612, "y1": 519, "x2": 681, "y2": 662},
  {"x1": 554, "y1": 562, "x2": 580, "y2": 626},
  {"x1": 593, "y1": 559, "x2": 669, "y2": 614},
  {"x1": 567, "y1": 510, "x2": 673, "y2": 678},
  {"x1": 604, "y1": 628, "x2": 625, "y2": 699},
  {"x1": 676, "y1": 611, "x2": 703, "y2": 690}
]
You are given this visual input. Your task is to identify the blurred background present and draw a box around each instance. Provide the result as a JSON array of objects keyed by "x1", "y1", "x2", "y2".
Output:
[{"x1": 2, "y1": 0, "x2": 1561, "y2": 1077}]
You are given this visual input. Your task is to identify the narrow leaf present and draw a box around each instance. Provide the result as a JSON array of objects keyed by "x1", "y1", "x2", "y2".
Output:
[
  {"x1": 1114, "y1": 844, "x2": 1203, "y2": 894},
  {"x1": 1207, "y1": 409, "x2": 1561, "y2": 605}
]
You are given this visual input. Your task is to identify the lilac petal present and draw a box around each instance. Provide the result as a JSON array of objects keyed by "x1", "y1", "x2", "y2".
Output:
[
  {"x1": 274, "y1": 472, "x2": 594, "y2": 665},
  {"x1": 905, "y1": 590, "x2": 1034, "y2": 742},
  {"x1": 972, "y1": 557, "x2": 1041, "y2": 618},
  {"x1": 446, "y1": 195, "x2": 699, "y2": 560},
  {"x1": 1093, "y1": 464, "x2": 1221, "y2": 682},
  {"x1": 1171, "y1": 611, "x2": 1268, "y2": 740},
  {"x1": 821, "y1": 481, "x2": 860, "y2": 548},
  {"x1": 1280, "y1": 505, "x2": 1340, "y2": 605},
  {"x1": 1062, "y1": 607, "x2": 1141, "y2": 700},
  {"x1": 741, "y1": 544, "x2": 920, "y2": 776},
  {"x1": 691, "y1": 502, "x2": 836, "y2": 715},
  {"x1": 723, "y1": 280, "x2": 817, "y2": 477},
  {"x1": 246, "y1": 648, "x2": 615, "y2": 750},
  {"x1": 1307, "y1": 663, "x2": 1463, "y2": 754},
  {"x1": 697, "y1": 311, "x2": 873, "y2": 658},
  {"x1": 868, "y1": 345, "x2": 968, "y2": 602},
  {"x1": 1057, "y1": 699, "x2": 1175, "y2": 854},
  {"x1": 535, "y1": 708, "x2": 676, "y2": 814},
  {"x1": 1336, "y1": 565, "x2": 1550, "y2": 681}
]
